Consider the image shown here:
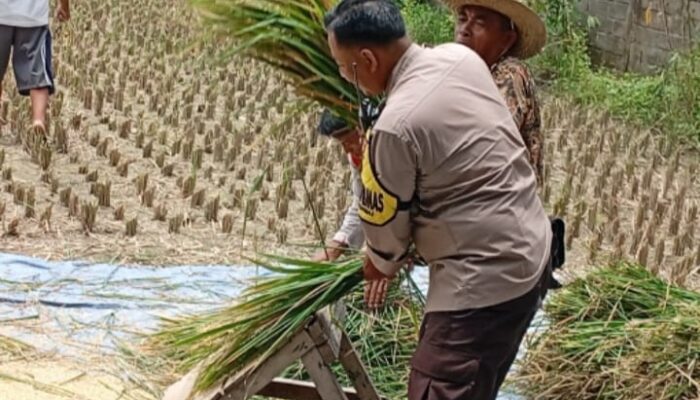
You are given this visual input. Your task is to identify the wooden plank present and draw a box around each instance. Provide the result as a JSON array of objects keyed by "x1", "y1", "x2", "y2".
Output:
[
  {"x1": 212, "y1": 329, "x2": 318, "y2": 400},
  {"x1": 338, "y1": 333, "x2": 383, "y2": 400},
  {"x1": 331, "y1": 301, "x2": 347, "y2": 327},
  {"x1": 306, "y1": 317, "x2": 339, "y2": 363},
  {"x1": 258, "y1": 378, "x2": 360, "y2": 400},
  {"x1": 301, "y1": 346, "x2": 349, "y2": 400},
  {"x1": 162, "y1": 366, "x2": 202, "y2": 400},
  {"x1": 315, "y1": 307, "x2": 342, "y2": 359}
]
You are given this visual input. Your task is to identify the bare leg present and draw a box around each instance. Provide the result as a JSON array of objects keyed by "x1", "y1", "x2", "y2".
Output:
[
  {"x1": 30, "y1": 87, "x2": 49, "y2": 129},
  {"x1": 23, "y1": 87, "x2": 50, "y2": 153}
]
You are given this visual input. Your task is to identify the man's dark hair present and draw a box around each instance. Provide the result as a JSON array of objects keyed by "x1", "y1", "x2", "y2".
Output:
[
  {"x1": 318, "y1": 109, "x2": 351, "y2": 137},
  {"x1": 324, "y1": 0, "x2": 406, "y2": 46}
]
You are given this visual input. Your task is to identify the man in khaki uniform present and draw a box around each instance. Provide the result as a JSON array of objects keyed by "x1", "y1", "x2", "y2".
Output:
[{"x1": 325, "y1": 0, "x2": 552, "y2": 398}]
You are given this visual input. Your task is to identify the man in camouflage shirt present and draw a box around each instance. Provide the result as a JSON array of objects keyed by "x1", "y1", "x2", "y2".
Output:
[{"x1": 448, "y1": 0, "x2": 545, "y2": 185}]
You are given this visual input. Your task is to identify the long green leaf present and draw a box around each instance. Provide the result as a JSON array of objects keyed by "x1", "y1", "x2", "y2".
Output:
[{"x1": 190, "y1": 0, "x2": 363, "y2": 124}]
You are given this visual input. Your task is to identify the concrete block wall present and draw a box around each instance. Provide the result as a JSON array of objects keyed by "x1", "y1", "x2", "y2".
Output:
[{"x1": 577, "y1": 0, "x2": 699, "y2": 73}]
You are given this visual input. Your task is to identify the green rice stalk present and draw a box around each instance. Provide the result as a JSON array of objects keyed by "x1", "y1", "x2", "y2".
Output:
[
  {"x1": 546, "y1": 261, "x2": 700, "y2": 322},
  {"x1": 517, "y1": 263, "x2": 700, "y2": 400},
  {"x1": 190, "y1": 0, "x2": 359, "y2": 123},
  {"x1": 139, "y1": 258, "x2": 424, "y2": 398},
  {"x1": 144, "y1": 255, "x2": 364, "y2": 392}
]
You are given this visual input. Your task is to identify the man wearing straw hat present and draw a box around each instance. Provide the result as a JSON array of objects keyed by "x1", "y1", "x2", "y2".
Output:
[
  {"x1": 324, "y1": 0, "x2": 552, "y2": 398},
  {"x1": 447, "y1": 0, "x2": 546, "y2": 185}
]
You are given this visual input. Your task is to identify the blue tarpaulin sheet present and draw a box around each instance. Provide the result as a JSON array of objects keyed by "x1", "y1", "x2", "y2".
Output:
[
  {"x1": 0, "y1": 253, "x2": 278, "y2": 354},
  {"x1": 0, "y1": 252, "x2": 527, "y2": 399}
]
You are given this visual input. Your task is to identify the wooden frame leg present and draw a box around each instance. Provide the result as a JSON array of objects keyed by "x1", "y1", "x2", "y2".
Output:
[
  {"x1": 338, "y1": 333, "x2": 382, "y2": 400},
  {"x1": 301, "y1": 346, "x2": 349, "y2": 400}
]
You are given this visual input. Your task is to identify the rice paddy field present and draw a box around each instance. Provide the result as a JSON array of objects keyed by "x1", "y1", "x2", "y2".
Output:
[{"x1": 0, "y1": 0, "x2": 698, "y2": 399}]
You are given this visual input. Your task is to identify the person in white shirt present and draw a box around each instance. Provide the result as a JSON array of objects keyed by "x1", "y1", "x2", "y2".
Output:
[
  {"x1": 0, "y1": 0, "x2": 70, "y2": 136},
  {"x1": 312, "y1": 108, "x2": 365, "y2": 261}
]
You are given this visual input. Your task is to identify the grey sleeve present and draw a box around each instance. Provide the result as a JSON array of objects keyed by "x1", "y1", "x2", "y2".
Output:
[
  {"x1": 331, "y1": 169, "x2": 365, "y2": 249},
  {"x1": 359, "y1": 130, "x2": 416, "y2": 276}
]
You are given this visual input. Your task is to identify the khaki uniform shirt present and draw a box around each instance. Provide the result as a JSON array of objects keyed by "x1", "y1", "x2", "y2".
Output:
[{"x1": 358, "y1": 43, "x2": 551, "y2": 312}]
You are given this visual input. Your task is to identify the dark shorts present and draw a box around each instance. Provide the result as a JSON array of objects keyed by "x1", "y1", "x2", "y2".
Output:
[
  {"x1": 0, "y1": 24, "x2": 55, "y2": 96},
  {"x1": 408, "y1": 264, "x2": 551, "y2": 400}
]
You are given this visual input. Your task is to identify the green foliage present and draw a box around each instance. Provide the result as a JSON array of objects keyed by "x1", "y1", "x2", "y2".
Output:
[
  {"x1": 401, "y1": 0, "x2": 454, "y2": 45},
  {"x1": 658, "y1": 48, "x2": 700, "y2": 137},
  {"x1": 530, "y1": 0, "x2": 700, "y2": 143},
  {"x1": 555, "y1": 47, "x2": 700, "y2": 144},
  {"x1": 529, "y1": 0, "x2": 592, "y2": 80}
]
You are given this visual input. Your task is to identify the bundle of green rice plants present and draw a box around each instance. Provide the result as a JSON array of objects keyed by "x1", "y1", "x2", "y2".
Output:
[
  {"x1": 546, "y1": 262, "x2": 700, "y2": 322},
  {"x1": 143, "y1": 255, "x2": 363, "y2": 392},
  {"x1": 342, "y1": 282, "x2": 421, "y2": 398},
  {"x1": 517, "y1": 263, "x2": 700, "y2": 400},
  {"x1": 190, "y1": 0, "x2": 359, "y2": 123}
]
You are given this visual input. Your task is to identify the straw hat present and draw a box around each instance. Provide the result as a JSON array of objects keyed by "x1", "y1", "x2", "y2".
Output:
[{"x1": 442, "y1": 0, "x2": 547, "y2": 59}]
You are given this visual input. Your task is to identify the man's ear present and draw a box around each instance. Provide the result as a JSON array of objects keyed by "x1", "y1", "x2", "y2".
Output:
[
  {"x1": 505, "y1": 31, "x2": 518, "y2": 55},
  {"x1": 359, "y1": 48, "x2": 379, "y2": 73}
]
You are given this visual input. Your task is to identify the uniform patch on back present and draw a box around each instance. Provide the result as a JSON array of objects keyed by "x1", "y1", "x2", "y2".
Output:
[{"x1": 359, "y1": 130, "x2": 399, "y2": 226}]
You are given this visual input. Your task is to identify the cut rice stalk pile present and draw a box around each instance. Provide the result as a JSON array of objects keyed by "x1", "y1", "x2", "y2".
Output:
[
  {"x1": 144, "y1": 255, "x2": 363, "y2": 392},
  {"x1": 517, "y1": 262, "x2": 700, "y2": 400}
]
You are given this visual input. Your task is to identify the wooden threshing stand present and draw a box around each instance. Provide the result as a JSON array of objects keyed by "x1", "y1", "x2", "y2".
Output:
[{"x1": 163, "y1": 305, "x2": 383, "y2": 400}]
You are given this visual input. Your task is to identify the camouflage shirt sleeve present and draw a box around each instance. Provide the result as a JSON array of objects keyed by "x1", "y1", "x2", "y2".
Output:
[{"x1": 491, "y1": 57, "x2": 544, "y2": 186}]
